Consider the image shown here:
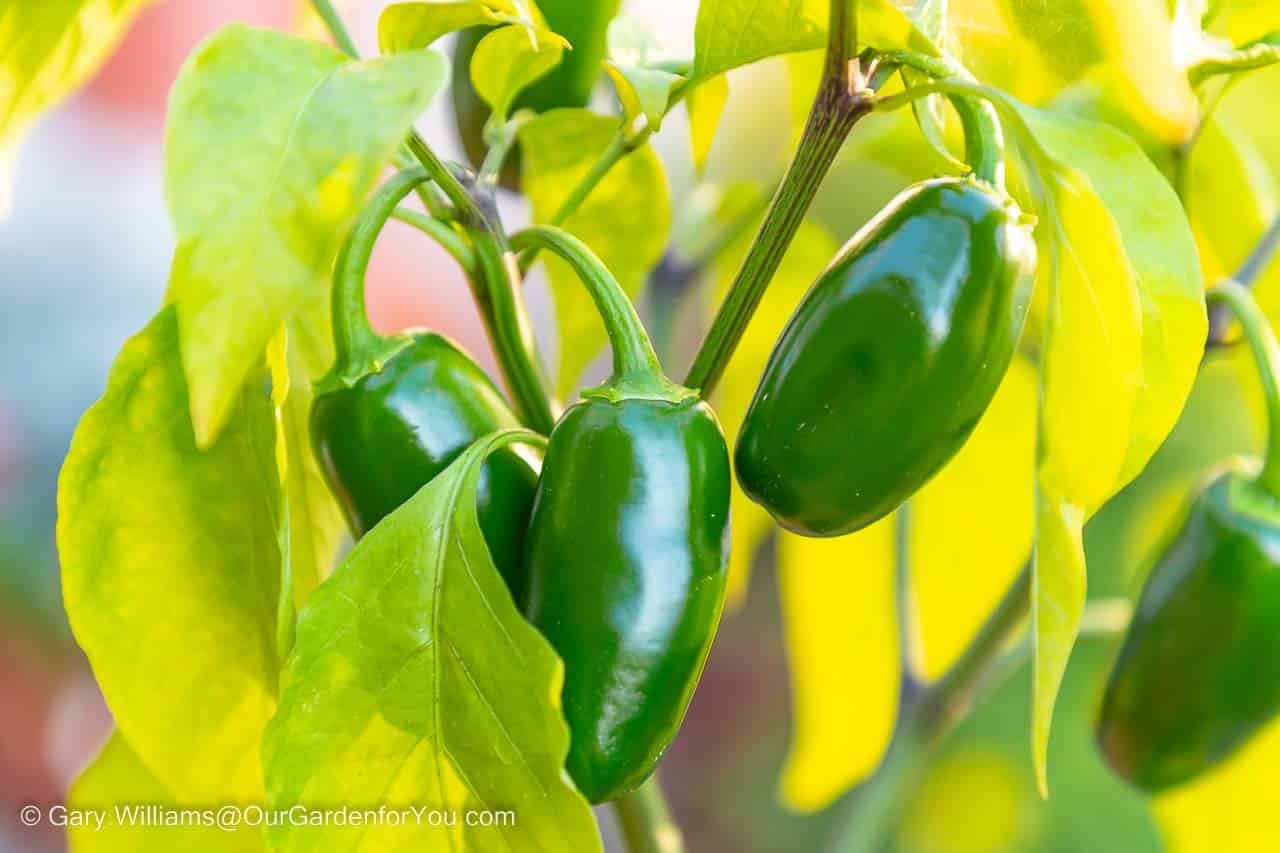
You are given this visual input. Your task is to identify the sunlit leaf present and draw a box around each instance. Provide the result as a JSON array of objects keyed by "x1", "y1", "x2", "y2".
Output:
[
  {"x1": 165, "y1": 25, "x2": 448, "y2": 445},
  {"x1": 59, "y1": 307, "x2": 282, "y2": 803},
  {"x1": 69, "y1": 733, "x2": 264, "y2": 852},
  {"x1": 472, "y1": 24, "x2": 567, "y2": 122},
  {"x1": 911, "y1": 356, "x2": 1037, "y2": 681},
  {"x1": 0, "y1": 0, "x2": 151, "y2": 199},
  {"x1": 777, "y1": 516, "x2": 900, "y2": 812},
  {"x1": 896, "y1": 748, "x2": 1030, "y2": 853},
  {"x1": 605, "y1": 64, "x2": 682, "y2": 131},
  {"x1": 1185, "y1": 115, "x2": 1280, "y2": 313},
  {"x1": 711, "y1": 220, "x2": 838, "y2": 606},
  {"x1": 687, "y1": 75, "x2": 729, "y2": 173},
  {"x1": 692, "y1": 0, "x2": 936, "y2": 81},
  {"x1": 263, "y1": 431, "x2": 602, "y2": 852},
  {"x1": 519, "y1": 109, "x2": 670, "y2": 395},
  {"x1": 378, "y1": 1, "x2": 511, "y2": 52}
]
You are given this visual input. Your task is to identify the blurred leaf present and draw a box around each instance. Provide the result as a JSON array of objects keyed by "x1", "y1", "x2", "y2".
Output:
[
  {"x1": 1185, "y1": 116, "x2": 1280, "y2": 313},
  {"x1": 911, "y1": 356, "x2": 1037, "y2": 681},
  {"x1": 687, "y1": 75, "x2": 729, "y2": 173},
  {"x1": 905, "y1": 0, "x2": 969, "y2": 173},
  {"x1": 263, "y1": 431, "x2": 602, "y2": 852},
  {"x1": 280, "y1": 304, "x2": 345, "y2": 605},
  {"x1": 777, "y1": 516, "x2": 900, "y2": 812},
  {"x1": 710, "y1": 220, "x2": 839, "y2": 607},
  {"x1": 520, "y1": 109, "x2": 670, "y2": 395},
  {"x1": 692, "y1": 0, "x2": 936, "y2": 81},
  {"x1": 1214, "y1": 0, "x2": 1280, "y2": 42},
  {"x1": 946, "y1": 0, "x2": 1061, "y2": 106},
  {"x1": 69, "y1": 733, "x2": 264, "y2": 852},
  {"x1": 0, "y1": 0, "x2": 150, "y2": 193},
  {"x1": 378, "y1": 2, "x2": 512, "y2": 52},
  {"x1": 896, "y1": 748, "x2": 1031, "y2": 853},
  {"x1": 165, "y1": 26, "x2": 447, "y2": 445},
  {"x1": 605, "y1": 64, "x2": 682, "y2": 131},
  {"x1": 1155, "y1": 717, "x2": 1280, "y2": 852},
  {"x1": 59, "y1": 307, "x2": 282, "y2": 803},
  {"x1": 472, "y1": 24, "x2": 568, "y2": 122}
]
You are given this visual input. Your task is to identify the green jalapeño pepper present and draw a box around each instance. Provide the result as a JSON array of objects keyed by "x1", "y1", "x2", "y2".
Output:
[
  {"x1": 735, "y1": 174, "x2": 1036, "y2": 537},
  {"x1": 1097, "y1": 280, "x2": 1280, "y2": 792},
  {"x1": 510, "y1": 226, "x2": 731, "y2": 804},
  {"x1": 311, "y1": 169, "x2": 538, "y2": 602}
]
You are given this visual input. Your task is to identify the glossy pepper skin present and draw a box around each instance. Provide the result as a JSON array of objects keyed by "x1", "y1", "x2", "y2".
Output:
[
  {"x1": 523, "y1": 394, "x2": 731, "y2": 804},
  {"x1": 1097, "y1": 471, "x2": 1280, "y2": 791},
  {"x1": 311, "y1": 332, "x2": 539, "y2": 604},
  {"x1": 735, "y1": 176, "x2": 1037, "y2": 537}
]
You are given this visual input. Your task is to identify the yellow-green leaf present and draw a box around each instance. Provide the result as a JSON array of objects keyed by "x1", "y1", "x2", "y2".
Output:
[
  {"x1": 911, "y1": 355, "x2": 1038, "y2": 681},
  {"x1": 1186, "y1": 115, "x2": 1280, "y2": 313},
  {"x1": 519, "y1": 109, "x2": 670, "y2": 395},
  {"x1": 69, "y1": 733, "x2": 264, "y2": 852},
  {"x1": 59, "y1": 307, "x2": 282, "y2": 803},
  {"x1": 472, "y1": 24, "x2": 567, "y2": 122},
  {"x1": 165, "y1": 26, "x2": 449, "y2": 445},
  {"x1": 605, "y1": 63, "x2": 682, "y2": 131},
  {"x1": 263, "y1": 431, "x2": 601, "y2": 852},
  {"x1": 777, "y1": 516, "x2": 900, "y2": 812},
  {"x1": 687, "y1": 75, "x2": 729, "y2": 173},
  {"x1": 0, "y1": 0, "x2": 150, "y2": 191},
  {"x1": 378, "y1": 1, "x2": 510, "y2": 52}
]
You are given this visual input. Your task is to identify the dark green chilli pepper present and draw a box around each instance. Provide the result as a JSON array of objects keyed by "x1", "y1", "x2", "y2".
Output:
[
  {"x1": 735, "y1": 176, "x2": 1037, "y2": 537},
  {"x1": 311, "y1": 333, "x2": 539, "y2": 602},
  {"x1": 310, "y1": 169, "x2": 538, "y2": 602},
  {"x1": 452, "y1": 0, "x2": 621, "y2": 186},
  {"x1": 1097, "y1": 279, "x2": 1280, "y2": 792},
  {"x1": 511, "y1": 226, "x2": 731, "y2": 804},
  {"x1": 1096, "y1": 471, "x2": 1280, "y2": 791}
]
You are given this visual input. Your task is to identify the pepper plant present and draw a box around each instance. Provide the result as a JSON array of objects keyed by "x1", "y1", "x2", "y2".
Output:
[{"x1": 9, "y1": 0, "x2": 1280, "y2": 849}]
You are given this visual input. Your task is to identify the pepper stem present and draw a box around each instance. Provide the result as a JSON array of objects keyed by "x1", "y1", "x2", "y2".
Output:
[
  {"x1": 1207, "y1": 279, "x2": 1280, "y2": 499},
  {"x1": 509, "y1": 226, "x2": 676, "y2": 396},
  {"x1": 329, "y1": 168, "x2": 431, "y2": 367},
  {"x1": 882, "y1": 50, "x2": 1005, "y2": 188}
]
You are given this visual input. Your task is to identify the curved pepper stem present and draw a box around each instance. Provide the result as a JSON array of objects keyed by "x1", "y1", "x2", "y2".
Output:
[
  {"x1": 1208, "y1": 279, "x2": 1280, "y2": 499},
  {"x1": 510, "y1": 226, "x2": 690, "y2": 402},
  {"x1": 329, "y1": 167, "x2": 431, "y2": 369},
  {"x1": 883, "y1": 50, "x2": 1005, "y2": 189}
]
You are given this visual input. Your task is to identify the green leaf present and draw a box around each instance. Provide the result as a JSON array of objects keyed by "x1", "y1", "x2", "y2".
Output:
[
  {"x1": 604, "y1": 64, "x2": 683, "y2": 131},
  {"x1": 1029, "y1": 164, "x2": 1143, "y2": 795},
  {"x1": 58, "y1": 306, "x2": 282, "y2": 803},
  {"x1": 1186, "y1": 115, "x2": 1280, "y2": 312},
  {"x1": 0, "y1": 0, "x2": 150, "y2": 185},
  {"x1": 519, "y1": 109, "x2": 670, "y2": 395},
  {"x1": 1020, "y1": 108, "x2": 1207, "y2": 485},
  {"x1": 68, "y1": 733, "x2": 264, "y2": 852},
  {"x1": 686, "y1": 75, "x2": 729, "y2": 173},
  {"x1": 471, "y1": 24, "x2": 567, "y2": 122},
  {"x1": 263, "y1": 431, "x2": 601, "y2": 853},
  {"x1": 377, "y1": 1, "x2": 515, "y2": 52},
  {"x1": 692, "y1": 0, "x2": 936, "y2": 81},
  {"x1": 165, "y1": 25, "x2": 448, "y2": 445}
]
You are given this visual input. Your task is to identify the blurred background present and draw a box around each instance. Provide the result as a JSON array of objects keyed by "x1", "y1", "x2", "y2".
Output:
[{"x1": 3, "y1": 1, "x2": 1279, "y2": 851}]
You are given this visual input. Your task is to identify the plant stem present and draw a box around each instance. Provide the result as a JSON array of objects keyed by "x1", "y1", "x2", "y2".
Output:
[
  {"x1": 390, "y1": 208, "x2": 477, "y2": 273},
  {"x1": 510, "y1": 226, "x2": 664, "y2": 382},
  {"x1": 1207, "y1": 280, "x2": 1280, "y2": 497},
  {"x1": 613, "y1": 776, "x2": 684, "y2": 853},
  {"x1": 1207, "y1": 214, "x2": 1280, "y2": 345},
  {"x1": 311, "y1": 0, "x2": 359, "y2": 58},
  {"x1": 683, "y1": 75, "x2": 873, "y2": 394}
]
